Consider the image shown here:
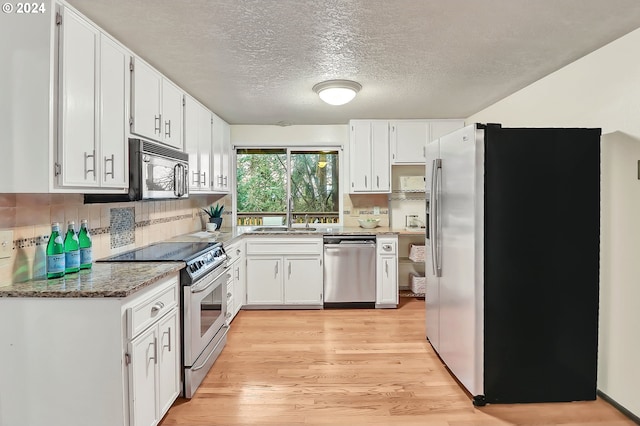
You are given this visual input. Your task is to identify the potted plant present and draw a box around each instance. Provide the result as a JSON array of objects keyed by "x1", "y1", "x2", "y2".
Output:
[{"x1": 202, "y1": 203, "x2": 224, "y2": 230}]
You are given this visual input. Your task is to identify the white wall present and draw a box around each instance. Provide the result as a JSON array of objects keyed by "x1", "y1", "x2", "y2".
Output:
[
  {"x1": 231, "y1": 124, "x2": 348, "y2": 147},
  {"x1": 468, "y1": 28, "x2": 640, "y2": 418}
]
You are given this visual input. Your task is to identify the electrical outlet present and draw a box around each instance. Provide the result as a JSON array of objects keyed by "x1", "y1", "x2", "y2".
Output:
[
  {"x1": 373, "y1": 206, "x2": 380, "y2": 215},
  {"x1": 0, "y1": 230, "x2": 13, "y2": 259}
]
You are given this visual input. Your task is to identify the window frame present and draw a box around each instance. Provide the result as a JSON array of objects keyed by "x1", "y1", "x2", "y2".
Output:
[{"x1": 233, "y1": 145, "x2": 343, "y2": 227}]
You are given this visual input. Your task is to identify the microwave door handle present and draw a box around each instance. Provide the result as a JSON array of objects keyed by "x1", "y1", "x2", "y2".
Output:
[
  {"x1": 178, "y1": 164, "x2": 187, "y2": 197},
  {"x1": 183, "y1": 165, "x2": 189, "y2": 197},
  {"x1": 178, "y1": 164, "x2": 184, "y2": 197},
  {"x1": 173, "y1": 164, "x2": 180, "y2": 197}
]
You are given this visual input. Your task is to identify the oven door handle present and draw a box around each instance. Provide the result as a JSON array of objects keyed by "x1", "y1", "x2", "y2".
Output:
[{"x1": 190, "y1": 265, "x2": 230, "y2": 294}]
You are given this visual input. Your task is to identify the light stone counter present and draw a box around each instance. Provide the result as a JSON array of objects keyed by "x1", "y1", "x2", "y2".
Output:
[
  {"x1": 0, "y1": 262, "x2": 184, "y2": 298},
  {"x1": 170, "y1": 226, "x2": 420, "y2": 245}
]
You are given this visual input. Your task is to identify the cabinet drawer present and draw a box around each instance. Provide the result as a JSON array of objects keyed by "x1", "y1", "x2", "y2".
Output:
[
  {"x1": 377, "y1": 240, "x2": 397, "y2": 254},
  {"x1": 225, "y1": 240, "x2": 243, "y2": 264},
  {"x1": 246, "y1": 238, "x2": 322, "y2": 255},
  {"x1": 127, "y1": 276, "x2": 178, "y2": 339}
]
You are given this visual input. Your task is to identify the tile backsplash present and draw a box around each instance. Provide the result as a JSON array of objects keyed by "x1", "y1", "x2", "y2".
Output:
[
  {"x1": 0, "y1": 193, "x2": 232, "y2": 287},
  {"x1": 342, "y1": 194, "x2": 390, "y2": 227}
]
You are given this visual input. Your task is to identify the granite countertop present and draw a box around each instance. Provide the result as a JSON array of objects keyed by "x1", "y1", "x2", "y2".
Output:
[
  {"x1": 169, "y1": 226, "x2": 423, "y2": 244},
  {"x1": 0, "y1": 262, "x2": 184, "y2": 298},
  {"x1": 2, "y1": 226, "x2": 424, "y2": 299}
]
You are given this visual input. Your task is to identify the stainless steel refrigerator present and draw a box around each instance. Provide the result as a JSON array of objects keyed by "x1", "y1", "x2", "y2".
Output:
[{"x1": 425, "y1": 123, "x2": 600, "y2": 406}]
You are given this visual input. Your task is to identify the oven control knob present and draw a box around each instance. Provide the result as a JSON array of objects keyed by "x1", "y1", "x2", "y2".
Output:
[{"x1": 205, "y1": 253, "x2": 213, "y2": 263}]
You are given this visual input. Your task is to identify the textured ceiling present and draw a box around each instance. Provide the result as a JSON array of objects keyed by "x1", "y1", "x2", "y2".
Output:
[{"x1": 66, "y1": 0, "x2": 640, "y2": 125}]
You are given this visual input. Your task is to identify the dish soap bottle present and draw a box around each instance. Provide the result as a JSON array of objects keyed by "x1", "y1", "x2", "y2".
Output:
[
  {"x1": 64, "y1": 221, "x2": 80, "y2": 274},
  {"x1": 46, "y1": 222, "x2": 65, "y2": 279},
  {"x1": 78, "y1": 219, "x2": 93, "y2": 269}
]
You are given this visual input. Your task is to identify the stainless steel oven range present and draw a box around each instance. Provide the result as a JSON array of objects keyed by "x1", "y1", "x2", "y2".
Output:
[{"x1": 99, "y1": 241, "x2": 229, "y2": 398}]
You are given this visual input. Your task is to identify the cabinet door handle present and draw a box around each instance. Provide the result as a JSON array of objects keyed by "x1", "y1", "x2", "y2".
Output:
[
  {"x1": 104, "y1": 154, "x2": 115, "y2": 179},
  {"x1": 163, "y1": 327, "x2": 172, "y2": 352},
  {"x1": 223, "y1": 176, "x2": 228, "y2": 187},
  {"x1": 288, "y1": 261, "x2": 291, "y2": 279},
  {"x1": 365, "y1": 176, "x2": 367, "y2": 188},
  {"x1": 385, "y1": 260, "x2": 389, "y2": 277},
  {"x1": 201, "y1": 171, "x2": 207, "y2": 186},
  {"x1": 377, "y1": 176, "x2": 380, "y2": 188},
  {"x1": 165, "y1": 119, "x2": 171, "y2": 138},
  {"x1": 227, "y1": 292, "x2": 232, "y2": 299},
  {"x1": 235, "y1": 266, "x2": 240, "y2": 280},
  {"x1": 84, "y1": 151, "x2": 95, "y2": 179},
  {"x1": 275, "y1": 262, "x2": 278, "y2": 278},
  {"x1": 150, "y1": 337, "x2": 158, "y2": 364},
  {"x1": 154, "y1": 115, "x2": 161, "y2": 134}
]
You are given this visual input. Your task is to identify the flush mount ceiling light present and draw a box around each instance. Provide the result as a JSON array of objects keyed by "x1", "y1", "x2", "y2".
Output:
[{"x1": 313, "y1": 80, "x2": 362, "y2": 106}]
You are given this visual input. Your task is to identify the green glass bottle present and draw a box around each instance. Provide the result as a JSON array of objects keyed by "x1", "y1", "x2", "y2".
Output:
[
  {"x1": 46, "y1": 222, "x2": 65, "y2": 279},
  {"x1": 64, "y1": 221, "x2": 80, "y2": 274},
  {"x1": 78, "y1": 219, "x2": 93, "y2": 269}
]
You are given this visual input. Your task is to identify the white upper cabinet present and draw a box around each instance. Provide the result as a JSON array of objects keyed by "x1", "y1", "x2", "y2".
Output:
[
  {"x1": 161, "y1": 79, "x2": 184, "y2": 149},
  {"x1": 99, "y1": 35, "x2": 130, "y2": 188},
  {"x1": 58, "y1": 7, "x2": 99, "y2": 187},
  {"x1": 390, "y1": 121, "x2": 429, "y2": 164},
  {"x1": 390, "y1": 120, "x2": 465, "y2": 164},
  {"x1": 57, "y1": 6, "x2": 129, "y2": 190},
  {"x1": 131, "y1": 58, "x2": 184, "y2": 150},
  {"x1": 349, "y1": 120, "x2": 391, "y2": 193},
  {"x1": 184, "y1": 95, "x2": 212, "y2": 191},
  {"x1": 131, "y1": 59, "x2": 161, "y2": 141},
  {"x1": 211, "y1": 113, "x2": 231, "y2": 193}
]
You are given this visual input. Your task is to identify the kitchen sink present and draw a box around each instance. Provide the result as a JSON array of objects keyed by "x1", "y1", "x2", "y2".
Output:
[{"x1": 252, "y1": 226, "x2": 317, "y2": 232}]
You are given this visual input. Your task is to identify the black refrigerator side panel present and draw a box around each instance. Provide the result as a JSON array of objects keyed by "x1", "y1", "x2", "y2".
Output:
[{"x1": 483, "y1": 127, "x2": 601, "y2": 404}]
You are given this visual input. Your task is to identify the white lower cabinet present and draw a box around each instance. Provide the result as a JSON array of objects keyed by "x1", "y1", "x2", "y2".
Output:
[
  {"x1": 157, "y1": 310, "x2": 180, "y2": 418},
  {"x1": 129, "y1": 326, "x2": 158, "y2": 426},
  {"x1": 225, "y1": 239, "x2": 246, "y2": 322},
  {"x1": 376, "y1": 236, "x2": 399, "y2": 307},
  {"x1": 127, "y1": 279, "x2": 180, "y2": 426},
  {"x1": 283, "y1": 257, "x2": 323, "y2": 304},
  {"x1": 247, "y1": 257, "x2": 284, "y2": 304},
  {"x1": 245, "y1": 237, "x2": 323, "y2": 307},
  {"x1": 0, "y1": 273, "x2": 180, "y2": 426}
]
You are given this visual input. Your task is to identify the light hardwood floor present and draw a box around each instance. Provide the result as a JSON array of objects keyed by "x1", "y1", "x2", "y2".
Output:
[{"x1": 160, "y1": 298, "x2": 634, "y2": 426}]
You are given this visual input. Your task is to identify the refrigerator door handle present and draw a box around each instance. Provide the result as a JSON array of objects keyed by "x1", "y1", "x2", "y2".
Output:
[
  {"x1": 429, "y1": 159, "x2": 437, "y2": 274},
  {"x1": 433, "y1": 159, "x2": 442, "y2": 277}
]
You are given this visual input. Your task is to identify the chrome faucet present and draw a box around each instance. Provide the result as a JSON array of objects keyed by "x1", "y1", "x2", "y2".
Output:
[{"x1": 304, "y1": 214, "x2": 309, "y2": 228}]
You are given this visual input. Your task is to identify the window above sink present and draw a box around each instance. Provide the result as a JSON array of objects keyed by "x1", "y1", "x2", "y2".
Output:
[{"x1": 236, "y1": 148, "x2": 341, "y2": 227}]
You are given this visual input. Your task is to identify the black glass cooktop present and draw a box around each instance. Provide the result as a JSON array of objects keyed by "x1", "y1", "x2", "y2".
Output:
[{"x1": 98, "y1": 242, "x2": 217, "y2": 262}]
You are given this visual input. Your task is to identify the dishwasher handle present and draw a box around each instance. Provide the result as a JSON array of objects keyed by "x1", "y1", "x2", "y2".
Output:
[
  {"x1": 324, "y1": 243, "x2": 376, "y2": 249},
  {"x1": 323, "y1": 236, "x2": 376, "y2": 245}
]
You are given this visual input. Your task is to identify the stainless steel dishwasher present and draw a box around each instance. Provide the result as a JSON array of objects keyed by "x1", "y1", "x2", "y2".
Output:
[{"x1": 323, "y1": 235, "x2": 376, "y2": 307}]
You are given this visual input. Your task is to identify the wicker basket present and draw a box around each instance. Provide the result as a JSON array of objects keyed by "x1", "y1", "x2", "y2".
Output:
[
  {"x1": 410, "y1": 272, "x2": 426, "y2": 294},
  {"x1": 408, "y1": 244, "x2": 425, "y2": 262}
]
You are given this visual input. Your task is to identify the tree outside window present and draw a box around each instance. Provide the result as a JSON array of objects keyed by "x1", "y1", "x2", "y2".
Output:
[{"x1": 236, "y1": 148, "x2": 340, "y2": 225}]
